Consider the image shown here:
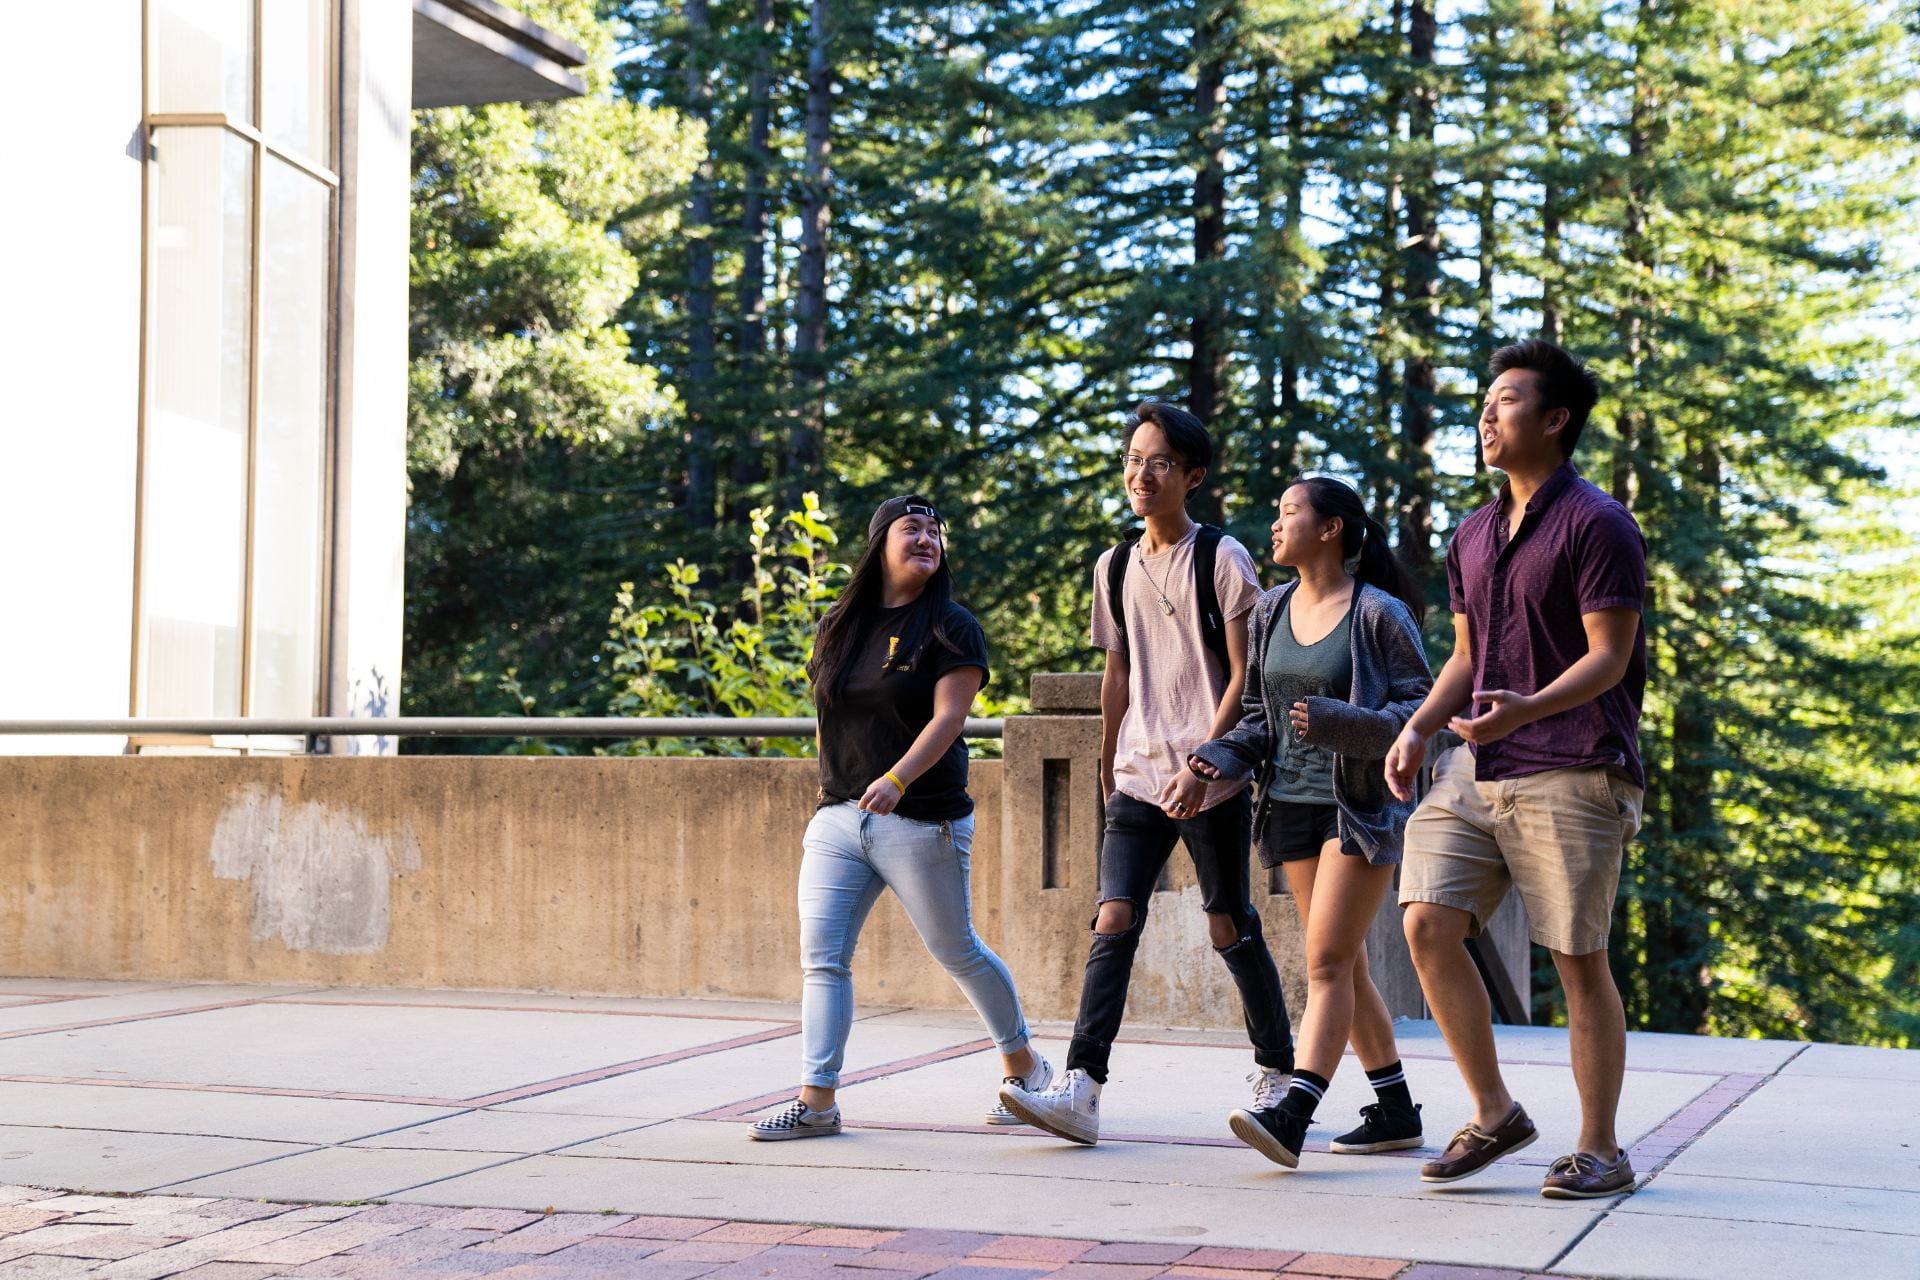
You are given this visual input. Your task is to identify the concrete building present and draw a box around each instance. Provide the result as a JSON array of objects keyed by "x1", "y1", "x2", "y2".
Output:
[{"x1": 0, "y1": 0, "x2": 586, "y2": 755}]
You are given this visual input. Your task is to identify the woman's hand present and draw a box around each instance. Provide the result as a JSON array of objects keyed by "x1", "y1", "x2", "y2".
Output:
[
  {"x1": 858, "y1": 774, "x2": 903, "y2": 815},
  {"x1": 1187, "y1": 754, "x2": 1222, "y2": 781},
  {"x1": 1288, "y1": 700, "x2": 1311, "y2": 739}
]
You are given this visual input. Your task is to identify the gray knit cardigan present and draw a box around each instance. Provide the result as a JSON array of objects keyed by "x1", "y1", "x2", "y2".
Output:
[{"x1": 1191, "y1": 581, "x2": 1434, "y2": 866}]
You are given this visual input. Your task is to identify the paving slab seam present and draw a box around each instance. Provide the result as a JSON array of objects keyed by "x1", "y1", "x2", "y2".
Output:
[
  {"x1": 0, "y1": 998, "x2": 272, "y2": 1042},
  {"x1": 457, "y1": 1022, "x2": 804, "y2": 1107},
  {"x1": 351, "y1": 1118, "x2": 677, "y2": 1202},
  {"x1": 137, "y1": 1142, "x2": 326, "y2": 1195},
  {"x1": 692, "y1": 1039, "x2": 998, "y2": 1120},
  {"x1": 0, "y1": 1071, "x2": 471, "y2": 1107},
  {"x1": 265, "y1": 997, "x2": 803, "y2": 1025},
  {"x1": 0, "y1": 987, "x2": 337, "y2": 1041}
]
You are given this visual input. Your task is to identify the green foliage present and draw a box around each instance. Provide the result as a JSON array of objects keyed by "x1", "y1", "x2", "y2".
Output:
[{"x1": 600, "y1": 495, "x2": 845, "y2": 756}]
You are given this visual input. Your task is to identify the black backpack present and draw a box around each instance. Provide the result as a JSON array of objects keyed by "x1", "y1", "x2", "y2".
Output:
[{"x1": 1106, "y1": 523, "x2": 1230, "y2": 677}]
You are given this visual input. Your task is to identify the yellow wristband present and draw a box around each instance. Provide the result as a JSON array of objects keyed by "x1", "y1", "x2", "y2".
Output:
[{"x1": 884, "y1": 771, "x2": 906, "y2": 793}]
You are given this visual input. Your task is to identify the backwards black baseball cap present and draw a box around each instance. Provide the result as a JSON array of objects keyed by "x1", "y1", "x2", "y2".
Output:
[{"x1": 867, "y1": 494, "x2": 943, "y2": 541}]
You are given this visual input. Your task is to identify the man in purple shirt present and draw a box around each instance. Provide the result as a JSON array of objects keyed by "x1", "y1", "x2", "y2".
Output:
[{"x1": 1385, "y1": 339, "x2": 1648, "y2": 1200}]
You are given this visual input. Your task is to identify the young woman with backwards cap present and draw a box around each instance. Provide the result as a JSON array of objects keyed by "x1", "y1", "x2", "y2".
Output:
[{"x1": 749, "y1": 495, "x2": 1049, "y2": 1140}]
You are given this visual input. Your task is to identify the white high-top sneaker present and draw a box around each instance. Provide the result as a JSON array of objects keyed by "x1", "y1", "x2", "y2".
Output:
[
  {"x1": 985, "y1": 1053, "x2": 1054, "y2": 1125},
  {"x1": 998, "y1": 1066, "x2": 1101, "y2": 1145}
]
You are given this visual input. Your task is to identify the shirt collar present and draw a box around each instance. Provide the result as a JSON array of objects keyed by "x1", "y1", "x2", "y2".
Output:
[{"x1": 1496, "y1": 459, "x2": 1580, "y2": 519}]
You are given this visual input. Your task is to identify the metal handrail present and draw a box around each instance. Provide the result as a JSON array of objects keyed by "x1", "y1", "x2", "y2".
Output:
[{"x1": 0, "y1": 717, "x2": 1005, "y2": 739}]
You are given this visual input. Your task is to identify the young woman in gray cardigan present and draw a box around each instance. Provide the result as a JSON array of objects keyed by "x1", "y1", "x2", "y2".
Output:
[{"x1": 1169, "y1": 477, "x2": 1435, "y2": 1170}]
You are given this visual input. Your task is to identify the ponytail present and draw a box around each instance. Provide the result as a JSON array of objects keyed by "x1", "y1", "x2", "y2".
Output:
[{"x1": 1291, "y1": 477, "x2": 1427, "y2": 625}]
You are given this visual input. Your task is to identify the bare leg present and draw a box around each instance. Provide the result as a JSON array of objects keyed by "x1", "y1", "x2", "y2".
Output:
[
  {"x1": 800, "y1": 1085, "x2": 834, "y2": 1110},
  {"x1": 1552, "y1": 947, "x2": 1625, "y2": 1155},
  {"x1": 1404, "y1": 902, "x2": 1512, "y2": 1129},
  {"x1": 1293, "y1": 844, "x2": 1397, "y2": 1081}
]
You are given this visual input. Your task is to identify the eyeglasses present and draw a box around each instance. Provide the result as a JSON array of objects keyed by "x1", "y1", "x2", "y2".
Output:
[{"x1": 1123, "y1": 454, "x2": 1181, "y2": 478}]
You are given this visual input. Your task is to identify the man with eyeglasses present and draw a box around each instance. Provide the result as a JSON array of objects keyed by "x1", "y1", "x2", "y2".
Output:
[{"x1": 998, "y1": 402, "x2": 1294, "y2": 1146}]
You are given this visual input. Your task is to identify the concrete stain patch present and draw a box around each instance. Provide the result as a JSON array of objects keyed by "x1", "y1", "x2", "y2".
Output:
[{"x1": 210, "y1": 785, "x2": 423, "y2": 954}]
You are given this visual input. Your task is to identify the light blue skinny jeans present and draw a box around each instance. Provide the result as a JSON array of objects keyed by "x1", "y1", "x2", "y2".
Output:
[{"x1": 798, "y1": 800, "x2": 1031, "y2": 1088}]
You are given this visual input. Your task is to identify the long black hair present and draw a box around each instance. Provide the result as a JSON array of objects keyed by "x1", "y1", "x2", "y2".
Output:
[
  {"x1": 1290, "y1": 477, "x2": 1426, "y2": 625},
  {"x1": 807, "y1": 499, "x2": 955, "y2": 708}
]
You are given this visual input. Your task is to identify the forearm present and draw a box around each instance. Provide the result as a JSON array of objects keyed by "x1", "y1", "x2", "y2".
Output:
[
  {"x1": 890, "y1": 711, "x2": 968, "y2": 784},
  {"x1": 1408, "y1": 653, "x2": 1475, "y2": 739},
  {"x1": 1206, "y1": 669, "x2": 1247, "y2": 743},
  {"x1": 1100, "y1": 661, "x2": 1129, "y2": 779},
  {"x1": 1522, "y1": 648, "x2": 1631, "y2": 723}
]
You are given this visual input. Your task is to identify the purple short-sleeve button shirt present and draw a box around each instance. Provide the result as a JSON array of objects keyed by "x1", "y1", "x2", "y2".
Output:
[{"x1": 1444, "y1": 462, "x2": 1648, "y2": 787}]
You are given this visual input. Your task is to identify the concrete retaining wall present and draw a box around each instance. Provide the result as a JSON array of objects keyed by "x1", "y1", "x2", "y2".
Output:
[{"x1": 0, "y1": 712, "x2": 1531, "y2": 1029}]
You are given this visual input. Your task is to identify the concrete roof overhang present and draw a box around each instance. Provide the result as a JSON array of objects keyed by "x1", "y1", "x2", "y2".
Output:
[{"x1": 412, "y1": 0, "x2": 588, "y2": 109}]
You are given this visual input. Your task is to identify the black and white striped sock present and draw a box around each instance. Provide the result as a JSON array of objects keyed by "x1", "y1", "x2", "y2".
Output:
[
  {"x1": 1366, "y1": 1060, "x2": 1413, "y2": 1110},
  {"x1": 1277, "y1": 1068, "x2": 1329, "y2": 1119}
]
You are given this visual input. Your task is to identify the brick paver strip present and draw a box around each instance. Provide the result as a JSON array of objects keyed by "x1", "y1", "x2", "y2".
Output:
[
  {"x1": 839, "y1": 1250, "x2": 962, "y2": 1277},
  {"x1": 882, "y1": 1231, "x2": 1004, "y2": 1258},
  {"x1": 1181, "y1": 1248, "x2": 1304, "y2": 1271},
  {"x1": 1164, "y1": 1265, "x2": 1284, "y2": 1280},
  {"x1": 437, "y1": 1209, "x2": 548, "y2": 1233},
  {"x1": 698, "y1": 1223, "x2": 811, "y2": 1245},
  {"x1": 790, "y1": 1230, "x2": 903, "y2": 1250},
  {"x1": 652, "y1": 1240, "x2": 779, "y2": 1263},
  {"x1": 1282, "y1": 1257, "x2": 1405, "y2": 1279},
  {"x1": 1078, "y1": 1245, "x2": 1196, "y2": 1266},
  {"x1": 972, "y1": 1237, "x2": 1095, "y2": 1264},
  {"x1": 1050, "y1": 1264, "x2": 1171, "y2": 1280},
  {"x1": 925, "y1": 1266, "x2": 1054, "y2": 1280},
  {"x1": 602, "y1": 1217, "x2": 732, "y2": 1241},
  {"x1": 1395, "y1": 1266, "x2": 1527, "y2": 1280}
]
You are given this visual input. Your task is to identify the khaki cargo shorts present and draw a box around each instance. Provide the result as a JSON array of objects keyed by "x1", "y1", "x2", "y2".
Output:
[{"x1": 1399, "y1": 745, "x2": 1644, "y2": 955}]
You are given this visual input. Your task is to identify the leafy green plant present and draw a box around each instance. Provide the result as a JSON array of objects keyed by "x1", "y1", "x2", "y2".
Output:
[{"x1": 601, "y1": 495, "x2": 846, "y2": 756}]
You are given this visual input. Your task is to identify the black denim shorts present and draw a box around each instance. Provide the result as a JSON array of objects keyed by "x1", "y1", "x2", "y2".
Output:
[{"x1": 1258, "y1": 799, "x2": 1340, "y2": 865}]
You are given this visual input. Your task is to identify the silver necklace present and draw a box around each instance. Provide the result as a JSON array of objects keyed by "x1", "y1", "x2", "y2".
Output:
[{"x1": 1135, "y1": 544, "x2": 1177, "y2": 616}]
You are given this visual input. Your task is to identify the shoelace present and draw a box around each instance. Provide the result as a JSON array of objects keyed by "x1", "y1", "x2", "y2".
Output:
[
  {"x1": 1548, "y1": 1152, "x2": 1604, "y2": 1177},
  {"x1": 1355, "y1": 1103, "x2": 1383, "y2": 1128},
  {"x1": 1444, "y1": 1122, "x2": 1495, "y2": 1152},
  {"x1": 1247, "y1": 1068, "x2": 1287, "y2": 1111}
]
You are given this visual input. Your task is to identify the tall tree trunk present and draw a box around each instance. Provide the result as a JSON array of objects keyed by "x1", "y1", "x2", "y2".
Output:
[
  {"x1": 789, "y1": 0, "x2": 833, "y2": 502},
  {"x1": 683, "y1": 0, "x2": 716, "y2": 531},
  {"x1": 1189, "y1": 0, "x2": 1231, "y2": 526},
  {"x1": 1537, "y1": 1, "x2": 1565, "y2": 347},
  {"x1": 1615, "y1": 0, "x2": 1655, "y2": 512},
  {"x1": 1374, "y1": 0, "x2": 1406, "y2": 530},
  {"x1": 1279, "y1": 76, "x2": 1305, "y2": 461},
  {"x1": 728, "y1": 0, "x2": 777, "y2": 585},
  {"x1": 1471, "y1": 11, "x2": 1501, "y2": 479},
  {"x1": 1398, "y1": 0, "x2": 1438, "y2": 576}
]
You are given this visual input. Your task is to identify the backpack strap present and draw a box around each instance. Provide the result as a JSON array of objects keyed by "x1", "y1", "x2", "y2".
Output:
[
  {"x1": 1193, "y1": 524, "x2": 1229, "y2": 678},
  {"x1": 1106, "y1": 530, "x2": 1142, "y2": 658},
  {"x1": 1107, "y1": 525, "x2": 1230, "y2": 680}
]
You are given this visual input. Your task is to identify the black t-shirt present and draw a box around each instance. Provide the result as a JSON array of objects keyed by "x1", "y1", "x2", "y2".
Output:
[{"x1": 816, "y1": 600, "x2": 991, "y2": 821}]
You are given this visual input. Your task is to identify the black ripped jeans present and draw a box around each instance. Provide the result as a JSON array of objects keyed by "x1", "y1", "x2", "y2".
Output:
[{"x1": 1066, "y1": 789, "x2": 1294, "y2": 1083}]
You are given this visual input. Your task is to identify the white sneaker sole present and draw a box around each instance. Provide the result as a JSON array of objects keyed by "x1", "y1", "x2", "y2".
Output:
[
  {"x1": 996, "y1": 1087, "x2": 1097, "y2": 1145},
  {"x1": 1228, "y1": 1109, "x2": 1300, "y2": 1169},
  {"x1": 982, "y1": 1109, "x2": 1030, "y2": 1126},
  {"x1": 747, "y1": 1122, "x2": 842, "y2": 1141}
]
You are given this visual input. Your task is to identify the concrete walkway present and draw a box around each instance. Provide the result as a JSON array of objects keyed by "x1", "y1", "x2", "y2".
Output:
[{"x1": 0, "y1": 980, "x2": 1914, "y2": 1280}]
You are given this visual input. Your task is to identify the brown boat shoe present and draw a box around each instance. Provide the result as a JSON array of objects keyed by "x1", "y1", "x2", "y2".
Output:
[
  {"x1": 1541, "y1": 1148, "x2": 1637, "y2": 1199},
  {"x1": 1419, "y1": 1101, "x2": 1538, "y2": 1184}
]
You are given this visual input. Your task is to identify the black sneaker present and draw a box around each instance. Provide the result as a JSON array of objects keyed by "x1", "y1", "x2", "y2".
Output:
[
  {"x1": 1329, "y1": 1102, "x2": 1423, "y2": 1154},
  {"x1": 1228, "y1": 1106, "x2": 1309, "y2": 1169}
]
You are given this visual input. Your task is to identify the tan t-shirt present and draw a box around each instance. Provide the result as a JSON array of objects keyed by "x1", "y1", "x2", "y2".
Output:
[{"x1": 1091, "y1": 526, "x2": 1261, "y2": 811}]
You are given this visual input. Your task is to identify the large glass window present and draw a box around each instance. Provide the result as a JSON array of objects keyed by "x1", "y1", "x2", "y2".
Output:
[{"x1": 139, "y1": 0, "x2": 336, "y2": 726}]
